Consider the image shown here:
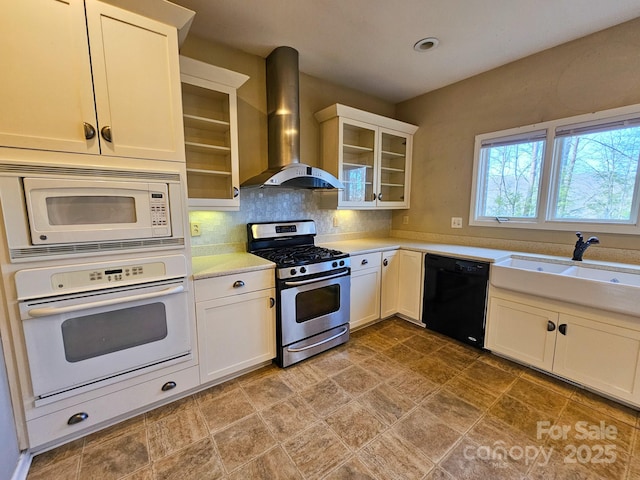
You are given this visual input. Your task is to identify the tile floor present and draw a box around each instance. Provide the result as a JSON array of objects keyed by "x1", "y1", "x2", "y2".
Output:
[{"x1": 27, "y1": 317, "x2": 640, "y2": 480}]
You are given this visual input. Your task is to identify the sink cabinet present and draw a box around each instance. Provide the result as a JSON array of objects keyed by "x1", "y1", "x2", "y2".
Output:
[
  {"x1": 180, "y1": 56, "x2": 249, "y2": 210},
  {"x1": 315, "y1": 104, "x2": 418, "y2": 209},
  {"x1": 487, "y1": 288, "x2": 640, "y2": 406},
  {"x1": 1, "y1": 0, "x2": 187, "y2": 161},
  {"x1": 194, "y1": 270, "x2": 276, "y2": 383}
]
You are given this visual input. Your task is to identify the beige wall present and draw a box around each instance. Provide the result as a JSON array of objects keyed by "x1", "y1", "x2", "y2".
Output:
[
  {"x1": 180, "y1": 35, "x2": 394, "y2": 183},
  {"x1": 395, "y1": 17, "x2": 640, "y2": 259}
]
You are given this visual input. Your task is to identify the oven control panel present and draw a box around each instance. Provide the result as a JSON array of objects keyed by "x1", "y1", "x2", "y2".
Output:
[{"x1": 50, "y1": 262, "x2": 167, "y2": 291}]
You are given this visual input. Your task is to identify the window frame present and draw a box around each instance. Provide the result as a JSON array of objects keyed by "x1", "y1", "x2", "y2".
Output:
[{"x1": 469, "y1": 103, "x2": 640, "y2": 234}]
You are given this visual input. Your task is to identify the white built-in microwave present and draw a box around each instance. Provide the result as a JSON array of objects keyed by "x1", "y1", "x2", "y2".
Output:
[
  {"x1": 0, "y1": 167, "x2": 186, "y2": 262},
  {"x1": 24, "y1": 177, "x2": 172, "y2": 244}
]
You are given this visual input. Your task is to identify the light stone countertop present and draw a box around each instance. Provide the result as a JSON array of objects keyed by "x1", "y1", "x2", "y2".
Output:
[
  {"x1": 191, "y1": 239, "x2": 516, "y2": 279},
  {"x1": 192, "y1": 252, "x2": 275, "y2": 280},
  {"x1": 320, "y1": 238, "x2": 514, "y2": 263}
]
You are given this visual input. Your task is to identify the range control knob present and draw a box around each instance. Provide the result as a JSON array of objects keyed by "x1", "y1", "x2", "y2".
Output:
[
  {"x1": 290, "y1": 268, "x2": 297, "y2": 276},
  {"x1": 332, "y1": 261, "x2": 338, "y2": 268},
  {"x1": 339, "y1": 260, "x2": 345, "y2": 266},
  {"x1": 300, "y1": 267, "x2": 307, "y2": 274}
]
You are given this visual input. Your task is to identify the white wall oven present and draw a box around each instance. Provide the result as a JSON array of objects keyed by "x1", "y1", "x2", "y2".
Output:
[
  {"x1": 0, "y1": 161, "x2": 185, "y2": 262},
  {"x1": 15, "y1": 255, "x2": 192, "y2": 404}
]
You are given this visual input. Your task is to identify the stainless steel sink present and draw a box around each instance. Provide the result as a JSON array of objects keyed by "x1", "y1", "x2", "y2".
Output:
[{"x1": 491, "y1": 255, "x2": 640, "y2": 317}]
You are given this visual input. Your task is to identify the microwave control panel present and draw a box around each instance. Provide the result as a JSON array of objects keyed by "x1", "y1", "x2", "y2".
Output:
[
  {"x1": 150, "y1": 191, "x2": 171, "y2": 236},
  {"x1": 51, "y1": 261, "x2": 167, "y2": 291}
]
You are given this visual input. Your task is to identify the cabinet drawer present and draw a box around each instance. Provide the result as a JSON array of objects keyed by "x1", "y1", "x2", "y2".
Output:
[
  {"x1": 27, "y1": 365, "x2": 199, "y2": 449},
  {"x1": 195, "y1": 269, "x2": 275, "y2": 302},
  {"x1": 350, "y1": 252, "x2": 382, "y2": 273}
]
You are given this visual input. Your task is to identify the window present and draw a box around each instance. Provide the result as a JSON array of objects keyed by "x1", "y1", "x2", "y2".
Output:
[{"x1": 470, "y1": 104, "x2": 640, "y2": 234}]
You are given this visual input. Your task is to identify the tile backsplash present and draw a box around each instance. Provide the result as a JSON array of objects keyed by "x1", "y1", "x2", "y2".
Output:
[{"x1": 189, "y1": 189, "x2": 391, "y2": 256}]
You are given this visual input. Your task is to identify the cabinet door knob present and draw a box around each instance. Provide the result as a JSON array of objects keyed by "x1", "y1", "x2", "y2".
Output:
[
  {"x1": 161, "y1": 381, "x2": 177, "y2": 391},
  {"x1": 547, "y1": 321, "x2": 556, "y2": 332},
  {"x1": 233, "y1": 280, "x2": 245, "y2": 288},
  {"x1": 101, "y1": 125, "x2": 113, "y2": 142},
  {"x1": 558, "y1": 324, "x2": 567, "y2": 335},
  {"x1": 233, "y1": 187, "x2": 239, "y2": 198},
  {"x1": 383, "y1": 258, "x2": 388, "y2": 267},
  {"x1": 372, "y1": 193, "x2": 377, "y2": 201},
  {"x1": 83, "y1": 122, "x2": 96, "y2": 140},
  {"x1": 67, "y1": 412, "x2": 89, "y2": 425},
  {"x1": 269, "y1": 297, "x2": 275, "y2": 308},
  {"x1": 378, "y1": 193, "x2": 383, "y2": 200},
  {"x1": 361, "y1": 259, "x2": 368, "y2": 265}
]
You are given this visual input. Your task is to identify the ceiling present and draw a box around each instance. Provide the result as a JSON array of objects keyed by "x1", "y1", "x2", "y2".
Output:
[{"x1": 172, "y1": 0, "x2": 640, "y2": 103}]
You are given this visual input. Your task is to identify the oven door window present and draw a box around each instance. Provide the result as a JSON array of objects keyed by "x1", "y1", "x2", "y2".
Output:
[
  {"x1": 61, "y1": 303, "x2": 167, "y2": 362},
  {"x1": 46, "y1": 196, "x2": 137, "y2": 225},
  {"x1": 295, "y1": 284, "x2": 340, "y2": 323}
]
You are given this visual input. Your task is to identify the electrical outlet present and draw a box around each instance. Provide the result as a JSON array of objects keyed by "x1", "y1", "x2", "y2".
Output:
[
  {"x1": 451, "y1": 217, "x2": 463, "y2": 229},
  {"x1": 190, "y1": 222, "x2": 201, "y2": 237},
  {"x1": 402, "y1": 215, "x2": 409, "y2": 225}
]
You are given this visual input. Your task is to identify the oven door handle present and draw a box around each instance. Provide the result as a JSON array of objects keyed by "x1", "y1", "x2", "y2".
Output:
[
  {"x1": 283, "y1": 271, "x2": 349, "y2": 287},
  {"x1": 26, "y1": 285, "x2": 185, "y2": 318},
  {"x1": 287, "y1": 326, "x2": 349, "y2": 353}
]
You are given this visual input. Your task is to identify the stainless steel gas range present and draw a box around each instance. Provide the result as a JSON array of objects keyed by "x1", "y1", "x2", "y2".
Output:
[{"x1": 247, "y1": 220, "x2": 350, "y2": 367}]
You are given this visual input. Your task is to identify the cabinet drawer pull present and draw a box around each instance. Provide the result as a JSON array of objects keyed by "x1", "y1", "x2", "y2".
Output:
[
  {"x1": 101, "y1": 125, "x2": 112, "y2": 142},
  {"x1": 67, "y1": 412, "x2": 89, "y2": 425},
  {"x1": 383, "y1": 258, "x2": 388, "y2": 267},
  {"x1": 547, "y1": 321, "x2": 556, "y2": 332},
  {"x1": 83, "y1": 122, "x2": 96, "y2": 140},
  {"x1": 361, "y1": 259, "x2": 368, "y2": 266},
  {"x1": 161, "y1": 381, "x2": 177, "y2": 392},
  {"x1": 233, "y1": 280, "x2": 245, "y2": 288},
  {"x1": 558, "y1": 324, "x2": 567, "y2": 335}
]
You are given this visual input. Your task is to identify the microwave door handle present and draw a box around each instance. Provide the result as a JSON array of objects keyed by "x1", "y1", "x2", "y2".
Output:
[{"x1": 27, "y1": 285, "x2": 184, "y2": 318}]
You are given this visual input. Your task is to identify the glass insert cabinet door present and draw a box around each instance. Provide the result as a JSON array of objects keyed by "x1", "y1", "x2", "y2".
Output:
[
  {"x1": 378, "y1": 129, "x2": 410, "y2": 205},
  {"x1": 340, "y1": 119, "x2": 377, "y2": 206}
]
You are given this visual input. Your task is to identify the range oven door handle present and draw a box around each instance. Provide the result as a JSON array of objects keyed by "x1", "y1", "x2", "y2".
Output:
[
  {"x1": 283, "y1": 271, "x2": 349, "y2": 287},
  {"x1": 286, "y1": 326, "x2": 349, "y2": 353},
  {"x1": 26, "y1": 285, "x2": 185, "y2": 318}
]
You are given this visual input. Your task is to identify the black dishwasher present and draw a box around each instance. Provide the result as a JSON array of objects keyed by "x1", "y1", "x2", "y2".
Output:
[{"x1": 422, "y1": 253, "x2": 489, "y2": 348}]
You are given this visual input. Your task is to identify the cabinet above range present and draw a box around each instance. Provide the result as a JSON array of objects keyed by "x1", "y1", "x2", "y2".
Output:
[
  {"x1": 315, "y1": 104, "x2": 418, "y2": 210},
  {"x1": 0, "y1": 0, "x2": 193, "y2": 162},
  {"x1": 179, "y1": 56, "x2": 249, "y2": 210}
]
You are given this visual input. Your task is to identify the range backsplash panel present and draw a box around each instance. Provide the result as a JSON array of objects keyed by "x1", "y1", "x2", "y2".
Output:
[{"x1": 189, "y1": 189, "x2": 391, "y2": 256}]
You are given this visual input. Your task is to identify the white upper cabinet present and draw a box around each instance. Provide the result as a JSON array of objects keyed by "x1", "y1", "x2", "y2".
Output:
[
  {"x1": 179, "y1": 56, "x2": 249, "y2": 210},
  {"x1": 315, "y1": 104, "x2": 418, "y2": 209},
  {"x1": 0, "y1": 0, "x2": 189, "y2": 162}
]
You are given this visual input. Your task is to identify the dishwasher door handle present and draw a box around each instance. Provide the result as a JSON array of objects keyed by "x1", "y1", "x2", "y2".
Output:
[{"x1": 27, "y1": 285, "x2": 185, "y2": 318}]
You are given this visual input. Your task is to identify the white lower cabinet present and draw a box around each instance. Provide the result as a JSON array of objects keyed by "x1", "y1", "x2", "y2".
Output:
[
  {"x1": 350, "y1": 252, "x2": 382, "y2": 329},
  {"x1": 380, "y1": 251, "x2": 399, "y2": 319},
  {"x1": 350, "y1": 248, "x2": 424, "y2": 330},
  {"x1": 194, "y1": 270, "x2": 276, "y2": 384},
  {"x1": 396, "y1": 250, "x2": 423, "y2": 321},
  {"x1": 487, "y1": 289, "x2": 640, "y2": 406},
  {"x1": 487, "y1": 297, "x2": 557, "y2": 371},
  {"x1": 27, "y1": 365, "x2": 199, "y2": 449}
]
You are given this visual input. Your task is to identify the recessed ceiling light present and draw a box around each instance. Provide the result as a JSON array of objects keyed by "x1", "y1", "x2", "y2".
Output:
[{"x1": 413, "y1": 37, "x2": 439, "y2": 52}]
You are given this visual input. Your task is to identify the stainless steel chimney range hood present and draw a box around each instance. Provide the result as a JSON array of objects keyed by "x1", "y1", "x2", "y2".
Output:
[{"x1": 241, "y1": 46, "x2": 344, "y2": 190}]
